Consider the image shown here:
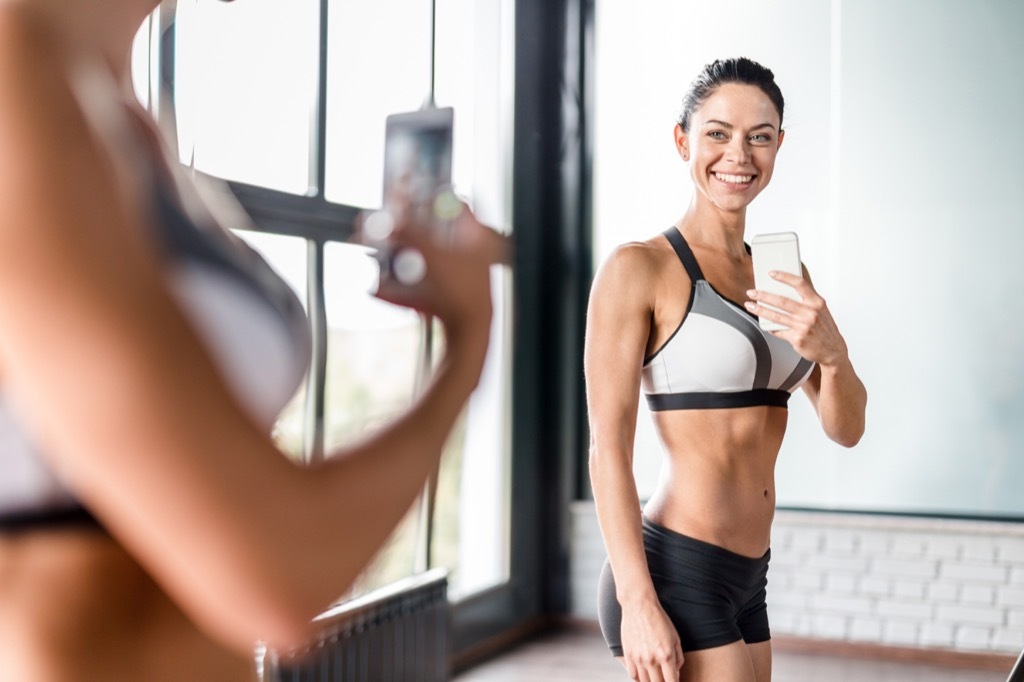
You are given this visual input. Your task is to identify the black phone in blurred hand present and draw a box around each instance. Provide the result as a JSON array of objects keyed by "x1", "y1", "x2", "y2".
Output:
[{"x1": 369, "y1": 107, "x2": 454, "y2": 286}]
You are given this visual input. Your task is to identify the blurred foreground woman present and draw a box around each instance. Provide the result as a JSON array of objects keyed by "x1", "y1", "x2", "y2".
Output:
[{"x1": 0, "y1": 1, "x2": 495, "y2": 679}]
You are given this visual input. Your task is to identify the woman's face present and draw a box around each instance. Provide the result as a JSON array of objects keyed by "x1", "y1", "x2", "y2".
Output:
[{"x1": 675, "y1": 82, "x2": 784, "y2": 214}]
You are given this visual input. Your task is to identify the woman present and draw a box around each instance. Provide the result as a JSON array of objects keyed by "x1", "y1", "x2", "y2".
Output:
[
  {"x1": 586, "y1": 58, "x2": 866, "y2": 682},
  {"x1": 0, "y1": 0, "x2": 494, "y2": 679}
]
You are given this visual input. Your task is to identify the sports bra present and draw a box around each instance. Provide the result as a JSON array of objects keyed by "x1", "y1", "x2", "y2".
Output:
[
  {"x1": 640, "y1": 227, "x2": 814, "y2": 411},
  {"x1": 0, "y1": 161, "x2": 311, "y2": 522}
]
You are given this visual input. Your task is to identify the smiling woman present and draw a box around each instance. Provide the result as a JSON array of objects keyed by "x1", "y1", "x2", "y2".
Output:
[{"x1": 585, "y1": 57, "x2": 866, "y2": 682}]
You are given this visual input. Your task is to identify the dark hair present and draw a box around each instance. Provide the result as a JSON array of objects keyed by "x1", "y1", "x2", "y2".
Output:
[{"x1": 676, "y1": 57, "x2": 785, "y2": 132}]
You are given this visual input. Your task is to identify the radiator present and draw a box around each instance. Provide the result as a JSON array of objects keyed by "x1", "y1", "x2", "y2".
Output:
[{"x1": 258, "y1": 568, "x2": 450, "y2": 682}]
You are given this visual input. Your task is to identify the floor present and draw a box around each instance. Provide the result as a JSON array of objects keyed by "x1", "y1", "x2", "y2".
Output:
[{"x1": 453, "y1": 627, "x2": 1014, "y2": 682}]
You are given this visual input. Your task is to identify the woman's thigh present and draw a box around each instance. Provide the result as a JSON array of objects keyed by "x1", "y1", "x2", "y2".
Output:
[{"x1": 679, "y1": 640, "x2": 771, "y2": 682}]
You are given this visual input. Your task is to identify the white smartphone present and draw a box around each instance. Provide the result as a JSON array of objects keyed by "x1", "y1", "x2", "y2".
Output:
[
  {"x1": 750, "y1": 231, "x2": 802, "y2": 332},
  {"x1": 374, "y1": 106, "x2": 454, "y2": 285}
]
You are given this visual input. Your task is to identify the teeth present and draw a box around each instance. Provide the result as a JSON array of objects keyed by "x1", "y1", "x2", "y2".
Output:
[{"x1": 715, "y1": 172, "x2": 753, "y2": 184}]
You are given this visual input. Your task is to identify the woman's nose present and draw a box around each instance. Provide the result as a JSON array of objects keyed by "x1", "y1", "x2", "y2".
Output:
[{"x1": 725, "y1": 138, "x2": 751, "y2": 164}]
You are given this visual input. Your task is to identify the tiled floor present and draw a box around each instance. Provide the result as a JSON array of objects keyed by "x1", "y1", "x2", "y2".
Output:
[{"x1": 453, "y1": 627, "x2": 1015, "y2": 682}]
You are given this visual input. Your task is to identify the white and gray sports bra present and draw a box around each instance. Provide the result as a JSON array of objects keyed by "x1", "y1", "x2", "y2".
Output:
[
  {"x1": 0, "y1": 56, "x2": 310, "y2": 524},
  {"x1": 0, "y1": 170, "x2": 311, "y2": 521},
  {"x1": 641, "y1": 227, "x2": 814, "y2": 411}
]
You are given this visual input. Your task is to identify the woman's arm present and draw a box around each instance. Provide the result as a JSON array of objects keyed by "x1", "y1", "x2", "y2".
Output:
[
  {"x1": 585, "y1": 244, "x2": 684, "y2": 680},
  {"x1": 0, "y1": 18, "x2": 491, "y2": 654},
  {"x1": 745, "y1": 268, "x2": 866, "y2": 446},
  {"x1": 802, "y1": 357, "x2": 867, "y2": 447}
]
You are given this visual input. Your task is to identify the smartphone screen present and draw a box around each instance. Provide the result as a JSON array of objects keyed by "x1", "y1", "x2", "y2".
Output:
[
  {"x1": 750, "y1": 231, "x2": 801, "y2": 331},
  {"x1": 382, "y1": 106, "x2": 454, "y2": 216},
  {"x1": 370, "y1": 107, "x2": 454, "y2": 285}
]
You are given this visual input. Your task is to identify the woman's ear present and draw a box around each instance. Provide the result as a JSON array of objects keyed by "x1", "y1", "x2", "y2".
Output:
[
  {"x1": 674, "y1": 124, "x2": 690, "y2": 162},
  {"x1": 777, "y1": 128, "x2": 785, "y2": 151}
]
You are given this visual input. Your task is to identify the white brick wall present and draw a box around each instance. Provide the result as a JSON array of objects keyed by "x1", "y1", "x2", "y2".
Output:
[{"x1": 569, "y1": 502, "x2": 1024, "y2": 655}]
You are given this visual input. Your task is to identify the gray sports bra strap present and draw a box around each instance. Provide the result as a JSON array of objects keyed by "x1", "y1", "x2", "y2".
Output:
[{"x1": 663, "y1": 227, "x2": 704, "y2": 282}]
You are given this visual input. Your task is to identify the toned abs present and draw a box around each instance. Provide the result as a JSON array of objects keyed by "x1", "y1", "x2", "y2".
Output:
[{"x1": 644, "y1": 406, "x2": 787, "y2": 559}]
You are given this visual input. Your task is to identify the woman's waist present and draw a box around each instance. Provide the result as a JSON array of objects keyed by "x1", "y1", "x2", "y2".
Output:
[
  {"x1": 0, "y1": 528, "x2": 253, "y2": 681},
  {"x1": 0, "y1": 522, "x2": 124, "y2": 591},
  {"x1": 0, "y1": 529, "x2": 190, "y2": 646},
  {"x1": 639, "y1": 513, "x2": 770, "y2": 568},
  {"x1": 645, "y1": 471, "x2": 776, "y2": 558}
]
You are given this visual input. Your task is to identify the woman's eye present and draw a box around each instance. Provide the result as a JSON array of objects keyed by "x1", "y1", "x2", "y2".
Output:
[
  {"x1": 750, "y1": 134, "x2": 771, "y2": 143},
  {"x1": 708, "y1": 131, "x2": 727, "y2": 140}
]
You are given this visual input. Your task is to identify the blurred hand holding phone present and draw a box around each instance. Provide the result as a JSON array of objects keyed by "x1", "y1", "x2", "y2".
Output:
[
  {"x1": 750, "y1": 231, "x2": 802, "y2": 331},
  {"x1": 364, "y1": 106, "x2": 455, "y2": 287}
]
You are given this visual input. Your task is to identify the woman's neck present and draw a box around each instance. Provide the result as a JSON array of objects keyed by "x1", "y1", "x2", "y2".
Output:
[{"x1": 677, "y1": 198, "x2": 748, "y2": 257}]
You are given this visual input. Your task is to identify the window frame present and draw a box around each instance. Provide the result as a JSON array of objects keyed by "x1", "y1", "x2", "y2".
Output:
[{"x1": 149, "y1": 0, "x2": 594, "y2": 662}]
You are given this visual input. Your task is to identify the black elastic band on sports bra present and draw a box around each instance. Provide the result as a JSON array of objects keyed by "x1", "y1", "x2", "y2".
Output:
[
  {"x1": 663, "y1": 227, "x2": 704, "y2": 282},
  {"x1": 646, "y1": 389, "x2": 791, "y2": 411},
  {"x1": 0, "y1": 505, "x2": 104, "y2": 533},
  {"x1": 663, "y1": 228, "x2": 754, "y2": 282}
]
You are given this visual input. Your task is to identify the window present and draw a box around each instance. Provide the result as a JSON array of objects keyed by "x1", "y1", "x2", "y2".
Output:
[{"x1": 137, "y1": 0, "x2": 516, "y2": 623}]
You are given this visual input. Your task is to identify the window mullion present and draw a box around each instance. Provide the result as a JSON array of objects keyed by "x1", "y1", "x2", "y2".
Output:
[
  {"x1": 304, "y1": 238, "x2": 328, "y2": 464},
  {"x1": 311, "y1": 0, "x2": 330, "y2": 197}
]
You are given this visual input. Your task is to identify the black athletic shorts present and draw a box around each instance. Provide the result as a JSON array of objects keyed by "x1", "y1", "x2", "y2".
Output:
[{"x1": 597, "y1": 515, "x2": 771, "y2": 655}]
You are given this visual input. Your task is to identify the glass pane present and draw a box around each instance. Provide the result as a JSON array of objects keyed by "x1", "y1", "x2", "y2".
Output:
[
  {"x1": 323, "y1": 241, "x2": 424, "y2": 591},
  {"x1": 173, "y1": 0, "x2": 319, "y2": 194},
  {"x1": 322, "y1": 242, "x2": 422, "y2": 445},
  {"x1": 776, "y1": 0, "x2": 1024, "y2": 516},
  {"x1": 433, "y1": 0, "x2": 511, "y2": 231},
  {"x1": 431, "y1": 270, "x2": 510, "y2": 598},
  {"x1": 427, "y1": 0, "x2": 514, "y2": 599},
  {"x1": 324, "y1": 0, "x2": 433, "y2": 208},
  {"x1": 323, "y1": 0, "x2": 514, "y2": 600},
  {"x1": 233, "y1": 230, "x2": 310, "y2": 461}
]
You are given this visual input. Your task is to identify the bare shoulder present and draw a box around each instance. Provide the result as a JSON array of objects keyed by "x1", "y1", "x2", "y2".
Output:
[
  {"x1": 592, "y1": 237, "x2": 673, "y2": 299},
  {"x1": 585, "y1": 236, "x2": 675, "y2": 378}
]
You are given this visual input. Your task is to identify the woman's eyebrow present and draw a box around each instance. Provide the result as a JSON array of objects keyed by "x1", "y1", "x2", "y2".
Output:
[{"x1": 701, "y1": 120, "x2": 777, "y2": 131}]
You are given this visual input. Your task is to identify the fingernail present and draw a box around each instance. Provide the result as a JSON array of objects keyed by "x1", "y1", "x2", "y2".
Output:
[
  {"x1": 746, "y1": 289, "x2": 756, "y2": 298},
  {"x1": 744, "y1": 301, "x2": 756, "y2": 310}
]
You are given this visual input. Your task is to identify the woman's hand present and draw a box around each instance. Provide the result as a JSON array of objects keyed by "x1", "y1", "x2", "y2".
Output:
[
  {"x1": 367, "y1": 195, "x2": 494, "y2": 343},
  {"x1": 745, "y1": 270, "x2": 848, "y2": 369},
  {"x1": 620, "y1": 597, "x2": 684, "y2": 682},
  {"x1": 746, "y1": 269, "x2": 867, "y2": 445}
]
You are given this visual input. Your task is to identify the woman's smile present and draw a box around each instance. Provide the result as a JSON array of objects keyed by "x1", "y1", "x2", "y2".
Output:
[{"x1": 711, "y1": 171, "x2": 757, "y2": 187}]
